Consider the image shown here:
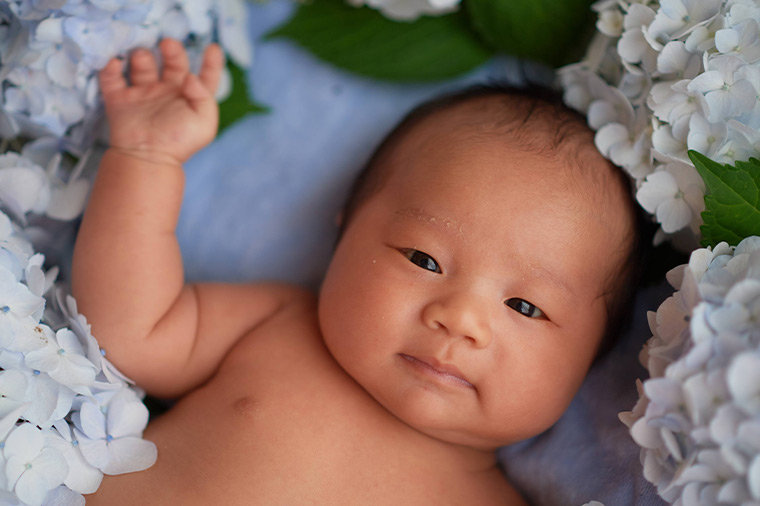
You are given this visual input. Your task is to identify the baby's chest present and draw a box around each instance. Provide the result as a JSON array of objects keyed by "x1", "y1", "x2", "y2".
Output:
[
  {"x1": 141, "y1": 329, "x2": 429, "y2": 503},
  {"x1": 91, "y1": 310, "x2": 517, "y2": 505}
]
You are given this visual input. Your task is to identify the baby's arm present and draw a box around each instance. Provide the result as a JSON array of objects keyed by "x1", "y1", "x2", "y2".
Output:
[{"x1": 72, "y1": 40, "x2": 300, "y2": 398}]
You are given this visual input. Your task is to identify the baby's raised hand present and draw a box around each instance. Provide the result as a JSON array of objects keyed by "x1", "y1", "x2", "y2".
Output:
[{"x1": 99, "y1": 39, "x2": 224, "y2": 165}]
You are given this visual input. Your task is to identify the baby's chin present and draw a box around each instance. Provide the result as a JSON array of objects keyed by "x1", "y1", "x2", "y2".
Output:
[{"x1": 371, "y1": 396, "x2": 517, "y2": 451}]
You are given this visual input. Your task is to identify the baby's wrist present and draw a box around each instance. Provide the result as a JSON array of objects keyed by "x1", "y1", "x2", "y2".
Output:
[{"x1": 105, "y1": 146, "x2": 185, "y2": 171}]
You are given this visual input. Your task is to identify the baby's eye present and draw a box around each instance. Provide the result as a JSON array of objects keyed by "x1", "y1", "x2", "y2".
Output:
[
  {"x1": 505, "y1": 298, "x2": 545, "y2": 319},
  {"x1": 401, "y1": 249, "x2": 441, "y2": 273}
]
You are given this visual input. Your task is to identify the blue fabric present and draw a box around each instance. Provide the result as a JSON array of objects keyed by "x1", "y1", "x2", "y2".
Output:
[
  {"x1": 177, "y1": 0, "x2": 525, "y2": 288},
  {"x1": 177, "y1": 2, "x2": 665, "y2": 504}
]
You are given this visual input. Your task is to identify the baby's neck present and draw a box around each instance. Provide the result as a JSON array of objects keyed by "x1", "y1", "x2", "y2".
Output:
[{"x1": 379, "y1": 408, "x2": 500, "y2": 476}]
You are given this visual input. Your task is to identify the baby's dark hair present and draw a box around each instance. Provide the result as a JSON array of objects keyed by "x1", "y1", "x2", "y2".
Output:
[{"x1": 339, "y1": 83, "x2": 652, "y2": 357}]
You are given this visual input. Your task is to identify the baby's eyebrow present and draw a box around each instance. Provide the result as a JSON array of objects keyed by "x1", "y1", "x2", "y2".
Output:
[
  {"x1": 525, "y1": 264, "x2": 578, "y2": 298},
  {"x1": 393, "y1": 207, "x2": 464, "y2": 235}
]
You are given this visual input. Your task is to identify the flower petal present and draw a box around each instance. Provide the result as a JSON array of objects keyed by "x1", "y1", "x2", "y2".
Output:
[
  {"x1": 4, "y1": 423, "x2": 44, "y2": 461},
  {"x1": 107, "y1": 397, "x2": 148, "y2": 439},
  {"x1": 101, "y1": 437, "x2": 157, "y2": 475}
]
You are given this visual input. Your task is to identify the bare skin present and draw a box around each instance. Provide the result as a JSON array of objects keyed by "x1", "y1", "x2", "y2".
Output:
[
  {"x1": 84, "y1": 296, "x2": 523, "y2": 505},
  {"x1": 73, "y1": 38, "x2": 629, "y2": 505}
]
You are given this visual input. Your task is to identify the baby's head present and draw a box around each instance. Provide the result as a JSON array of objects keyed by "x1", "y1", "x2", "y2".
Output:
[{"x1": 318, "y1": 85, "x2": 646, "y2": 450}]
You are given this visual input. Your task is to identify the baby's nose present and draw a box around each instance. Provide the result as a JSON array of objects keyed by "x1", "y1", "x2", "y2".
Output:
[{"x1": 421, "y1": 290, "x2": 493, "y2": 348}]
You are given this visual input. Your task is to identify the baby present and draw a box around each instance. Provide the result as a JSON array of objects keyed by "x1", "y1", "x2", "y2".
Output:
[{"x1": 72, "y1": 39, "x2": 642, "y2": 504}]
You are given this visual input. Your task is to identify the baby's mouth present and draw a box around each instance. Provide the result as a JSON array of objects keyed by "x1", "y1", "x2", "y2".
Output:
[{"x1": 398, "y1": 354, "x2": 475, "y2": 389}]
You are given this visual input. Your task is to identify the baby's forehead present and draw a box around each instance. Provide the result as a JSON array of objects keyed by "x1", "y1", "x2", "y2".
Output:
[
  {"x1": 415, "y1": 94, "x2": 596, "y2": 154},
  {"x1": 394, "y1": 95, "x2": 609, "y2": 187},
  {"x1": 388, "y1": 94, "x2": 634, "y2": 238}
]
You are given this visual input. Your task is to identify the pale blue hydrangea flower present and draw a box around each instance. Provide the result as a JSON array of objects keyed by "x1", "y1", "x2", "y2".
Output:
[
  {"x1": 0, "y1": 152, "x2": 52, "y2": 217},
  {"x1": 0, "y1": 265, "x2": 46, "y2": 350},
  {"x1": 0, "y1": 369, "x2": 29, "y2": 419},
  {"x1": 3, "y1": 423, "x2": 68, "y2": 506},
  {"x1": 44, "y1": 421, "x2": 102, "y2": 495},
  {"x1": 71, "y1": 388, "x2": 156, "y2": 475},
  {"x1": 0, "y1": 211, "x2": 34, "y2": 282},
  {"x1": 2, "y1": 0, "x2": 253, "y2": 152},
  {"x1": 215, "y1": 0, "x2": 251, "y2": 67},
  {"x1": 24, "y1": 254, "x2": 57, "y2": 302},
  {"x1": 24, "y1": 329, "x2": 97, "y2": 394},
  {"x1": 621, "y1": 237, "x2": 760, "y2": 504}
]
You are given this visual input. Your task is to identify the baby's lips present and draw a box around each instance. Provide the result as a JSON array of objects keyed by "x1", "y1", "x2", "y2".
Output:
[{"x1": 399, "y1": 354, "x2": 475, "y2": 389}]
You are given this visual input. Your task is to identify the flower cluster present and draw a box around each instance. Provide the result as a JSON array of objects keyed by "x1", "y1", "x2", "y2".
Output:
[
  {"x1": 0, "y1": 137, "x2": 91, "y2": 225},
  {"x1": 0, "y1": 150, "x2": 156, "y2": 506},
  {"x1": 346, "y1": 0, "x2": 460, "y2": 21},
  {"x1": 620, "y1": 236, "x2": 760, "y2": 504},
  {"x1": 559, "y1": 0, "x2": 760, "y2": 242},
  {"x1": 1, "y1": 0, "x2": 251, "y2": 153}
]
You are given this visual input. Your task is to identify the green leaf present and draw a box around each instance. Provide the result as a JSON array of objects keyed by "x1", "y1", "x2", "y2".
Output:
[
  {"x1": 465, "y1": 0, "x2": 596, "y2": 67},
  {"x1": 688, "y1": 150, "x2": 760, "y2": 248},
  {"x1": 266, "y1": 0, "x2": 493, "y2": 82},
  {"x1": 218, "y1": 60, "x2": 269, "y2": 133}
]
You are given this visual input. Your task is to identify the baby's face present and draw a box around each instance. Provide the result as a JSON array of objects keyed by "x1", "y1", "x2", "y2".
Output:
[{"x1": 319, "y1": 106, "x2": 629, "y2": 449}]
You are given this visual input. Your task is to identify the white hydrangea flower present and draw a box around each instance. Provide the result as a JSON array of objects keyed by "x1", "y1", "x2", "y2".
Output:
[
  {"x1": 347, "y1": 0, "x2": 460, "y2": 21},
  {"x1": 714, "y1": 19, "x2": 760, "y2": 62},
  {"x1": 656, "y1": 41, "x2": 702, "y2": 79},
  {"x1": 648, "y1": 80, "x2": 706, "y2": 126},
  {"x1": 561, "y1": 0, "x2": 760, "y2": 238},
  {"x1": 597, "y1": 8, "x2": 624, "y2": 37},
  {"x1": 735, "y1": 63, "x2": 760, "y2": 129},
  {"x1": 687, "y1": 55, "x2": 756, "y2": 123},
  {"x1": 595, "y1": 107, "x2": 654, "y2": 181},
  {"x1": 686, "y1": 112, "x2": 727, "y2": 159},
  {"x1": 636, "y1": 161, "x2": 705, "y2": 234},
  {"x1": 648, "y1": 0, "x2": 723, "y2": 44},
  {"x1": 618, "y1": 3, "x2": 658, "y2": 72}
]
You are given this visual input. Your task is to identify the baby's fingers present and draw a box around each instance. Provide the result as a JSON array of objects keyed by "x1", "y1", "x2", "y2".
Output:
[
  {"x1": 160, "y1": 38, "x2": 189, "y2": 85},
  {"x1": 129, "y1": 49, "x2": 159, "y2": 86},
  {"x1": 99, "y1": 58, "x2": 126, "y2": 100},
  {"x1": 198, "y1": 44, "x2": 224, "y2": 96}
]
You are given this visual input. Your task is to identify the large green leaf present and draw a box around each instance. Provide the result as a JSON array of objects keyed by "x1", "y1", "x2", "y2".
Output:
[
  {"x1": 466, "y1": 0, "x2": 595, "y2": 67},
  {"x1": 688, "y1": 150, "x2": 760, "y2": 248},
  {"x1": 266, "y1": 0, "x2": 493, "y2": 82},
  {"x1": 218, "y1": 60, "x2": 269, "y2": 133}
]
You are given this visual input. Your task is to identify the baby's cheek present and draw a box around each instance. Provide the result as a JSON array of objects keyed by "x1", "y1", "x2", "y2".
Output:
[{"x1": 493, "y1": 346, "x2": 588, "y2": 435}]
